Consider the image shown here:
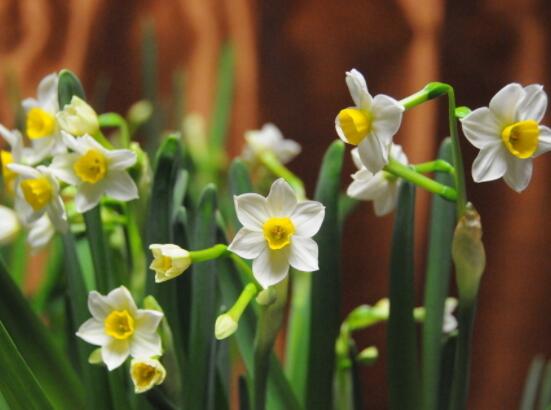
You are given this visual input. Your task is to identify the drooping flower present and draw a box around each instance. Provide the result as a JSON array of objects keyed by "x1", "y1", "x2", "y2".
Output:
[
  {"x1": 22, "y1": 73, "x2": 65, "y2": 162},
  {"x1": 130, "y1": 358, "x2": 167, "y2": 393},
  {"x1": 461, "y1": 83, "x2": 551, "y2": 192},
  {"x1": 347, "y1": 144, "x2": 408, "y2": 216},
  {"x1": 0, "y1": 205, "x2": 20, "y2": 245},
  {"x1": 0, "y1": 125, "x2": 25, "y2": 192},
  {"x1": 57, "y1": 96, "x2": 99, "y2": 136},
  {"x1": 49, "y1": 132, "x2": 138, "y2": 212},
  {"x1": 76, "y1": 286, "x2": 164, "y2": 370},
  {"x1": 335, "y1": 69, "x2": 404, "y2": 173},
  {"x1": 149, "y1": 244, "x2": 191, "y2": 283},
  {"x1": 8, "y1": 164, "x2": 68, "y2": 232},
  {"x1": 228, "y1": 178, "x2": 325, "y2": 288},
  {"x1": 242, "y1": 123, "x2": 301, "y2": 164}
]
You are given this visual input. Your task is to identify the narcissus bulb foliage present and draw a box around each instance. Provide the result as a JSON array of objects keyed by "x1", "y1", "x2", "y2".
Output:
[
  {"x1": 130, "y1": 358, "x2": 167, "y2": 393},
  {"x1": 49, "y1": 132, "x2": 138, "y2": 212},
  {"x1": 0, "y1": 205, "x2": 20, "y2": 245},
  {"x1": 242, "y1": 123, "x2": 301, "y2": 164},
  {"x1": 347, "y1": 144, "x2": 408, "y2": 216},
  {"x1": 149, "y1": 244, "x2": 191, "y2": 283},
  {"x1": 461, "y1": 83, "x2": 551, "y2": 192},
  {"x1": 57, "y1": 96, "x2": 99, "y2": 137},
  {"x1": 228, "y1": 178, "x2": 325, "y2": 288},
  {"x1": 8, "y1": 163, "x2": 68, "y2": 233},
  {"x1": 76, "y1": 286, "x2": 164, "y2": 371},
  {"x1": 335, "y1": 69, "x2": 404, "y2": 173}
]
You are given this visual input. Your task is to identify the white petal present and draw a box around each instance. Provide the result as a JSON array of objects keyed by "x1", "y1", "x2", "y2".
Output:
[
  {"x1": 228, "y1": 228, "x2": 266, "y2": 259},
  {"x1": 373, "y1": 183, "x2": 399, "y2": 216},
  {"x1": 345, "y1": 69, "x2": 372, "y2": 108},
  {"x1": 347, "y1": 171, "x2": 388, "y2": 201},
  {"x1": 517, "y1": 84, "x2": 547, "y2": 122},
  {"x1": 108, "y1": 150, "x2": 137, "y2": 171},
  {"x1": 460, "y1": 107, "x2": 502, "y2": 149},
  {"x1": 46, "y1": 196, "x2": 68, "y2": 233},
  {"x1": 351, "y1": 148, "x2": 364, "y2": 170},
  {"x1": 471, "y1": 143, "x2": 508, "y2": 183},
  {"x1": 61, "y1": 131, "x2": 81, "y2": 152},
  {"x1": 503, "y1": 157, "x2": 533, "y2": 192},
  {"x1": 266, "y1": 178, "x2": 298, "y2": 216},
  {"x1": 88, "y1": 290, "x2": 113, "y2": 320},
  {"x1": 49, "y1": 153, "x2": 80, "y2": 185},
  {"x1": 130, "y1": 331, "x2": 162, "y2": 358},
  {"x1": 252, "y1": 247, "x2": 290, "y2": 288},
  {"x1": 37, "y1": 73, "x2": 59, "y2": 112},
  {"x1": 102, "y1": 339, "x2": 130, "y2": 370},
  {"x1": 290, "y1": 201, "x2": 325, "y2": 237},
  {"x1": 0, "y1": 206, "x2": 20, "y2": 245},
  {"x1": 389, "y1": 143, "x2": 408, "y2": 165},
  {"x1": 135, "y1": 310, "x2": 164, "y2": 334},
  {"x1": 289, "y1": 236, "x2": 318, "y2": 272},
  {"x1": 27, "y1": 215, "x2": 54, "y2": 250},
  {"x1": 75, "y1": 183, "x2": 105, "y2": 213},
  {"x1": 234, "y1": 193, "x2": 269, "y2": 231},
  {"x1": 7, "y1": 163, "x2": 41, "y2": 179},
  {"x1": 76, "y1": 318, "x2": 109, "y2": 346},
  {"x1": 357, "y1": 135, "x2": 388, "y2": 174},
  {"x1": 489, "y1": 83, "x2": 524, "y2": 124},
  {"x1": 104, "y1": 171, "x2": 139, "y2": 202},
  {"x1": 535, "y1": 125, "x2": 551, "y2": 157},
  {"x1": 370, "y1": 94, "x2": 404, "y2": 145},
  {"x1": 277, "y1": 139, "x2": 301, "y2": 164},
  {"x1": 106, "y1": 286, "x2": 138, "y2": 316}
]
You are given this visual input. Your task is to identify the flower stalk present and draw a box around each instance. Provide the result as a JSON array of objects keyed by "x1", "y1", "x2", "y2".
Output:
[{"x1": 258, "y1": 151, "x2": 306, "y2": 200}]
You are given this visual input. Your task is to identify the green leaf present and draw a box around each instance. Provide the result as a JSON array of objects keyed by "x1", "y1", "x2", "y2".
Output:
[
  {"x1": 227, "y1": 159, "x2": 253, "y2": 232},
  {"x1": 520, "y1": 355, "x2": 546, "y2": 410},
  {"x1": 186, "y1": 185, "x2": 219, "y2": 409},
  {"x1": 0, "y1": 321, "x2": 54, "y2": 410},
  {"x1": 209, "y1": 44, "x2": 234, "y2": 149},
  {"x1": 421, "y1": 138, "x2": 457, "y2": 410},
  {"x1": 306, "y1": 139, "x2": 345, "y2": 410},
  {"x1": 0, "y1": 257, "x2": 85, "y2": 409},
  {"x1": 83, "y1": 206, "x2": 114, "y2": 293},
  {"x1": 58, "y1": 69, "x2": 86, "y2": 107},
  {"x1": 387, "y1": 182, "x2": 419, "y2": 410},
  {"x1": 31, "y1": 237, "x2": 63, "y2": 313},
  {"x1": 538, "y1": 360, "x2": 551, "y2": 410}
]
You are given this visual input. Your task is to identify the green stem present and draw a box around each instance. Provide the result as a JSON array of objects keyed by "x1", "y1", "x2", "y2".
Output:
[
  {"x1": 228, "y1": 253, "x2": 259, "y2": 286},
  {"x1": 385, "y1": 160, "x2": 457, "y2": 202},
  {"x1": 189, "y1": 244, "x2": 229, "y2": 263},
  {"x1": 228, "y1": 283, "x2": 259, "y2": 319},
  {"x1": 259, "y1": 152, "x2": 306, "y2": 200},
  {"x1": 92, "y1": 129, "x2": 113, "y2": 150},
  {"x1": 98, "y1": 113, "x2": 131, "y2": 148},
  {"x1": 413, "y1": 160, "x2": 456, "y2": 177}
]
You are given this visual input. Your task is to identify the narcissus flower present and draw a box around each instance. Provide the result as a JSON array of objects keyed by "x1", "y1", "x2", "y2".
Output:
[
  {"x1": 26, "y1": 214, "x2": 55, "y2": 251},
  {"x1": 461, "y1": 83, "x2": 551, "y2": 192},
  {"x1": 8, "y1": 164, "x2": 67, "y2": 232},
  {"x1": 130, "y1": 358, "x2": 166, "y2": 393},
  {"x1": 228, "y1": 178, "x2": 325, "y2": 288},
  {"x1": 0, "y1": 205, "x2": 20, "y2": 245},
  {"x1": 50, "y1": 132, "x2": 138, "y2": 212},
  {"x1": 149, "y1": 244, "x2": 191, "y2": 283},
  {"x1": 242, "y1": 123, "x2": 301, "y2": 164},
  {"x1": 335, "y1": 69, "x2": 404, "y2": 173},
  {"x1": 347, "y1": 144, "x2": 408, "y2": 216},
  {"x1": 76, "y1": 286, "x2": 164, "y2": 370},
  {"x1": 22, "y1": 73, "x2": 65, "y2": 161},
  {"x1": 57, "y1": 96, "x2": 99, "y2": 136},
  {"x1": 0, "y1": 125, "x2": 25, "y2": 191}
]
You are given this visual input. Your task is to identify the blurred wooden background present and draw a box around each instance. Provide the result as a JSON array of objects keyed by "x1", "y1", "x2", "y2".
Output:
[{"x1": 1, "y1": 0, "x2": 550, "y2": 408}]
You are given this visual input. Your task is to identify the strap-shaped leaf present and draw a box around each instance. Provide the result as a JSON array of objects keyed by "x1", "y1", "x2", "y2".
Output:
[{"x1": 58, "y1": 69, "x2": 86, "y2": 107}]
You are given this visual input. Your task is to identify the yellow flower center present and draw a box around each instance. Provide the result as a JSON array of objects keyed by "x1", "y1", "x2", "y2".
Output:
[
  {"x1": 26, "y1": 108, "x2": 56, "y2": 139},
  {"x1": 132, "y1": 363, "x2": 158, "y2": 389},
  {"x1": 73, "y1": 149, "x2": 107, "y2": 183},
  {"x1": 500, "y1": 120, "x2": 539, "y2": 159},
  {"x1": 104, "y1": 310, "x2": 135, "y2": 340},
  {"x1": 263, "y1": 217, "x2": 295, "y2": 250},
  {"x1": 337, "y1": 108, "x2": 372, "y2": 145},
  {"x1": 21, "y1": 177, "x2": 53, "y2": 211},
  {"x1": 154, "y1": 255, "x2": 172, "y2": 272},
  {"x1": 1, "y1": 150, "x2": 15, "y2": 189}
]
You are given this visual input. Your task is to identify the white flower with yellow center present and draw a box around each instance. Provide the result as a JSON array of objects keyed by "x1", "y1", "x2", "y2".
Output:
[
  {"x1": 461, "y1": 83, "x2": 551, "y2": 192},
  {"x1": 22, "y1": 73, "x2": 65, "y2": 162},
  {"x1": 0, "y1": 205, "x2": 20, "y2": 245},
  {"x1": 335, "y1": 69, "x2": 404, "y2": 173},
  {"x1": 0, "y1": 124, "x2": 25, "y2": 192},
  {"x1": 8, "y1": 164, "x2": 68, "y2": 233},
  {"x1": 50, "y1": 132, "x2": 138, "y2": 213},
  {"x1": 130, "y1": 358, "x2": 167, "y2": 393},
  {"x1": 242, "y1": 123, "x2": 301, "y2": 164},
  {"x1": 228, "y1": 178, "x2": 325, "y2": 288},
  {"x1": 149, "y1": 244, "x2": 191, "y2": 283},
  {"x1": 347, "y1": 144, "x2": 408, "y2": 216},
  {"x1": 76, "y1": 286, "x2": 164, "y2": 371},
  {"x1": 57, "y1": 96, "x2": 99, "y2": 136}
]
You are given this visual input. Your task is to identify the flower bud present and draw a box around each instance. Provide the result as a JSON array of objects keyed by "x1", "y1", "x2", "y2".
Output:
[
  {"x1": 214, "y1": 313, "x2": 238, "y2": 340},
  {"x1": 57, "y1": 96, "x2": 99, "y2": 136},
  {"x1": 149, "y1": 244, "x2": 191, "y2": 283},
  {"x1": 0, "y1": 205, "x2": 20, "y2": 245},
  {"x1": 356, "y1": 346, "x2": 379, "y2": 366},
  {"x1": 130, "y1": 358, "x2": 166, "y2": 393}
]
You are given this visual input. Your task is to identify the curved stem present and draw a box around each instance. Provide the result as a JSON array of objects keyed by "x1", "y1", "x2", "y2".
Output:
[
  {"x1": 259, "y1": 152, "x2": 306, "y2": 200},
  {"x1": 413, "y1": 160, "x2": 456, "y2": 177}
]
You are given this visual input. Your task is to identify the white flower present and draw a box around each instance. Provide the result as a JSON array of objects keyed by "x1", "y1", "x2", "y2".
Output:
[
  {"x1": 76, "y1": 286, "x2": 164, "y2": 371},
  {"x1": 149, "y1": 244, "x2": 191, "y2": 283},
  {"x1": 335, "y1": 69, "x2": 404, "y2": 173},
  {"x1": 130, "y1": 358, "x2": 166, "y2": 393},
  {"x1": 0, "y1": 205, "x2": 20, "y2": 245},
  {"x1": 443, "y1": 298, "x2": 458, "y2": 334},
  {"x1": 242, "y1": 123, "x2": 301, "y2": 164},
  {"x1": 49, "y1": 132, "x2": 138, "y2": 213},
  {"x1": 26, "y1": 214, "x2": 55, "y2": 251},
  {"x1": 22, "y1": 73, "x2": 65, "y2": 162},
  {"x1": 8, "y1": 164, "x2": 68, "y2": 232},
  {"x1": 347, "y1": 144, "x2": 408, "y2": 216},
  {"x1": 57, "y1": 96, "x2": 99, "y2": 136},
  {"x1": 0, "y1": 124, "x2": 25, "y2": 191},
  {"x1": 461, "y1": 83, "x2": 551, "y2": 192},
  {"x1": 228, "y1": 178, "x2": 325, "y2": 288}
]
